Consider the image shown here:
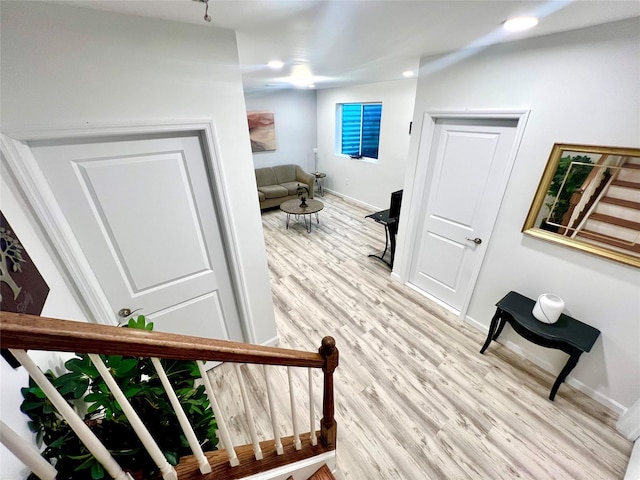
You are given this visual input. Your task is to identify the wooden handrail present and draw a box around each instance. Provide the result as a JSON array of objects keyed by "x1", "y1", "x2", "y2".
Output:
[
  {"x1": 578, "y1": 154, "x2": 609, "y2": 193},
  {"x1": 1, "y1": 311, "x2": 339, "y2": 479},
  {"x1": 0, "y1": 312, "x2": 324, "y2": 368}
]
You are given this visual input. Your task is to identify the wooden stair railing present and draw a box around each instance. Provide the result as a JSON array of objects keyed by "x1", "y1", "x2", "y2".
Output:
[
  {"x1": 569, "y1": 159, "x2": 640, "y2": 253},
  {"x1": 0, "y1": 312, "x2": 339, "y2": 480},
  {"x1": 560, "y1": 154, "x2": 611, "y2": 236}
]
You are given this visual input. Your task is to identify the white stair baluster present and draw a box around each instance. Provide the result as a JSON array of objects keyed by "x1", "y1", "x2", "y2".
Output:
[
  {"x1": 9, "y1": 349, "x2": 133, "y2": 480},
  {"x1": 88, "y1": 354, "x2": 177, "y2": 480},
  {"x1": 288, "y1": 367, "x2": 301, "y2": 450},
  {"x1": 150, "y1": 357, "x2": 212, "y2": 474},
  {"x1": 0, "y1": 420, "x2": 58, "y2": 480},
  {"x1": 308, "y1": 368, "x2": 317, "y2": 446},
  {"x1": 234, "y1": 363, "x2": 263, "y2": 460},
  {"x1": 264, "y1": 365, "x2": 284, "y2": 455},
  {"x1": 197, "y1": 361, "x2": 240, "y2": 466}
]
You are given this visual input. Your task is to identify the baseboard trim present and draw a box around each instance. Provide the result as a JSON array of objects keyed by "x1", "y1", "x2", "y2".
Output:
[
  {"x1": 405, "y1": 283, "x2": 461, "y2": 317},
  {"x1": 323, "y1": 189, "x2": 380, "y2": 212},
  {"x1": 464, "y1": 314, "x2": 626, "y2": 415},
  {"x1": 617, "y1": 399, "x2": 640, "y2": 440}
]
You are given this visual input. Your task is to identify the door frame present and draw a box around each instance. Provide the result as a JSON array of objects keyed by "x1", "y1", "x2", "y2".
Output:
[
  {"x1": 1, "y1": 119, "x2": 254, "y2": 340},
  {"x1": 393, "y1": 109, "x2": 530, "y2": 318}
]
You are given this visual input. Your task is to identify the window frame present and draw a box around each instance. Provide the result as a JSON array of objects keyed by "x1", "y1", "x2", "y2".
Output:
[{"x1": 337, "y1": 102, "x2": 382, "y2": 161}]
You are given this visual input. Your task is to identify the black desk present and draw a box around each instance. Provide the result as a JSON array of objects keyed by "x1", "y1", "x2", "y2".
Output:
[
  {"x1": 365, "y1": 209, "x2": 398, "y2": 269},
  {"x1": 480, "y1": 291, "x2": 600, "y2": 401}
]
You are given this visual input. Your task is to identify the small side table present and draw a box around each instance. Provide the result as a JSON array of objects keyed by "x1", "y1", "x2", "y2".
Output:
[
  {"x1": 480, "y1": 291, "x2": 600, "y2": 401},
  {"x1": 313, "y1": 172, "x2": 326, "y2": 197},
  {"x1": 365, "y1": 209, "x2": 398, "y2": 269}
]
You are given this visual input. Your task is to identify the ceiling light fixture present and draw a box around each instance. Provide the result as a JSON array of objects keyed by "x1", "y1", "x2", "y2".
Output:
[
  {"x1": 503, "y1": 16, "x2": 539, "y2": 32},
  {"x1": 402, "y1": 71, "x2": 415, "y2": 78},
  {"x1": 307, "y1": 84, "x2": 316, "y2": 88},
  {"x1": 288, "y1": 63, "x2": 315, "y2": 87},
  {"x1": 268, "y1": 60, "x2": 284, "y2": 70}
]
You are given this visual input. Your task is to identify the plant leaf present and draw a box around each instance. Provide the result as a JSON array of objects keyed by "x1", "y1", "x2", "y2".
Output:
[
  {"x1": 123, "y1": 385, "x2": 143, "y2": 398},
  {"x1": 74, "y1": 456, "x2": 95, "y2": 471},
  {"x1": 91, "y1": 461, "x2": 105, "y2": 479},
  {"x1": 21, "y1": 401, "x2": 44, "y2": 412},
  {"x1": 164, "y1": 450, "x2": 178, "y2": 466},
  {"x1": 74, "y1": 380, "x2": 90, "y2": 399},
  {"x1": 48, "y1": 436, "x2": 65, "y2": 449},
  {"x1": 113, "y1": 358, "x2": 138, "y2": 377},
  {"x1": 84, "y1": 392, "x2": 106, "y2": 403}
]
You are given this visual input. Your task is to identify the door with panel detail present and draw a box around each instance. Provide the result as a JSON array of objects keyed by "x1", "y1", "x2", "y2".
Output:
[
  {"x1": 409, "y1": 118, "x2": 517, "y2": 312},
  {"x1": 29, "y1": 132, "x2": 243, "y2": 341}
]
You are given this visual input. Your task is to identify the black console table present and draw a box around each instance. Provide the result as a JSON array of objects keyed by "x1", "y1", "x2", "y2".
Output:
[
  {"x1": 480, "y1": 291, "x2": 600, "y2": 401},
  {"x1": 365, "y1": 209, "x2": 398, "y2": 269}
]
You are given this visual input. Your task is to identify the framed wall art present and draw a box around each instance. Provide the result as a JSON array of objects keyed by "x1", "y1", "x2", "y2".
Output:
[
  {"x1": 523, "y1": 143, "x2": 640, "y2": 268},
  {"x1": 247, "y1": 111, "x2": 277, "y2": 152}
]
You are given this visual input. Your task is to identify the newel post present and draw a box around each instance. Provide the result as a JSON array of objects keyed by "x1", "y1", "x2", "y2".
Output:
[{"x1": 319, "y1": 336, "x2": 339, "y2": 449}]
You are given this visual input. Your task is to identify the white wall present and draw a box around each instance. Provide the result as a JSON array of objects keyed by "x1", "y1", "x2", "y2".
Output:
[
  {"x1": 399, "y1": 18, "x2": 640, "y2": 411},
  {"x1": 317, "y1": 79, "x2": 417, "y2": 210},
  {"x1": 245, "y1": 89, "x2": 318, "y2": 172},
  {"x1": 0, "y1": 171, "x2": 89, "y2": 479},
  {"x1": 1, "y1": 2, "x2": 277, "y2": 475},
  {"x1": 1, "y1": 1, "x2": 276, "y2": 342}
]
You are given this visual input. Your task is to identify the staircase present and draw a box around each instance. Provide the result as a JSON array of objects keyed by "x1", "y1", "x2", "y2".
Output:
[
  {"x1": 573, "y1": 158, "x2": 640, "y2": 256},
  {"x1": 0, "y1": 312, "x2": 338, "y2": 480}
]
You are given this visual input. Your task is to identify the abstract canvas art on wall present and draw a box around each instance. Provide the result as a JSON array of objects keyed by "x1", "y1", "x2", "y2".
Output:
[{"x1": 248, "y1": 111, "x2": 277, "y2": 152}]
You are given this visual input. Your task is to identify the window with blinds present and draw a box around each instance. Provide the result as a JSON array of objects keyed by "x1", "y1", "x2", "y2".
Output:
[{"x1": 339, "y1": 103, "x2": 382, "y2": 159}]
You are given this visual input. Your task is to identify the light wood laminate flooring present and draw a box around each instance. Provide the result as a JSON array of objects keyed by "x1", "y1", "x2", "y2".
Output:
[{"x1": 209, "y1": 193, "x2": 631, "y2": 479}]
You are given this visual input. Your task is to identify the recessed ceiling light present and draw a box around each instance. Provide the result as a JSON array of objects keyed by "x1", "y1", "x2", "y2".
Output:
[
  {"x1": 268, "y1": 60, "x2": 284, "y2": 70},
  {"x1": 503, "y1": 17, "x2": 539, "y2": 32},
  {"x1": 402, "y1": 71, "x2": 415, "y2": 78},
  {"x1": 307, "y1": 84, "x2": 316, "y2": 88}
]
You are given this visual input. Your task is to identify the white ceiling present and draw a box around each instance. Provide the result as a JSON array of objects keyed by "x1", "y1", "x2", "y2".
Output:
[{"x1": 54, "y1": 0, "x2": 640, "y2": 90}]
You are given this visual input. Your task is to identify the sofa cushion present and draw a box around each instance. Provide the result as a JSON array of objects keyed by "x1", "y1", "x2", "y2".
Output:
[
  {"x1": 255, "y1": 167, "x2": 278, "y2": 188},
  {"x1": 273, "y1": 164, "x2": 297, "y2": 184},
  {"x1": 258, "y1": 190, "x2": 265, "y2": 202},
  {"x1": 280, "y1": 181, "x2": 306, "y2": 195},
  {"x1": 258, "y1": 185, "x2": 289, "y2": 199}
]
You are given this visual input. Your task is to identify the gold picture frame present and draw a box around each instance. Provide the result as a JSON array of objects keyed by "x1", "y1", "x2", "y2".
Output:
[{"x1": 522, "y1": 143, "x2": 640, "y2": 268}]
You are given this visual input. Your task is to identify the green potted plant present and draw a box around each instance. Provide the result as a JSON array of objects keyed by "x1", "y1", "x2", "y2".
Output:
[
  {"x1": 542, "y1": 154, "x2": 594, "y2": 231},
  {"x1": 20, "y1": 316, "x2": 218, "y2": 480}
]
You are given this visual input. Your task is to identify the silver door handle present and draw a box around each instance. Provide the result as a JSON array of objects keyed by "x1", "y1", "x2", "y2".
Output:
[
  {"x1": 466, "y1": 237, "x2": 482, "y2": 245},
  {"x1": 118, "y1": 308, "x2": 141, "y2": 318}
]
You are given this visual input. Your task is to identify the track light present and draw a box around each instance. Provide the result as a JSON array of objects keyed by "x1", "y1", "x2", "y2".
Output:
[{"x1": 192, "y1": 0, "x2": 211, "y2": 23}]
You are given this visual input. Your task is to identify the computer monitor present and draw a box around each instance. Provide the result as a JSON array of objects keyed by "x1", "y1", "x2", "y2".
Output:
[{"x1": 389, "y1": 189, "x2": 403, "y2": 219}]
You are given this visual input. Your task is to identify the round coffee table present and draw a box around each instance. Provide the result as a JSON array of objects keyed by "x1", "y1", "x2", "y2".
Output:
[{"x1": 280, "y1": 198, "x2": 324, "y2": 233}]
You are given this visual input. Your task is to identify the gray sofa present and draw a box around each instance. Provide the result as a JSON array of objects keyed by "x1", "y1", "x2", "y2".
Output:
[{"x1": 255, "y1": 164, "x2": 314, "y2": 209}]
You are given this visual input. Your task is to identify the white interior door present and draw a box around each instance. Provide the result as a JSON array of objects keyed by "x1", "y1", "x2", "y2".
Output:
[
  {"x1": 29, "y1": 132, "x2": 243, "y2": 341},
  {"x1": 409, "y1": 118, "x2": 517, "y2": 312}
]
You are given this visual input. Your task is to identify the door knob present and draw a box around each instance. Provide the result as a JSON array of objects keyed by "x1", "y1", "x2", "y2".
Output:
[
  {"x1": 466, "y1": 237, "x2": 482, "y2": 245},
  {"x1": 118, "y1": 308, "x2": 141, "y2": 318}
]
